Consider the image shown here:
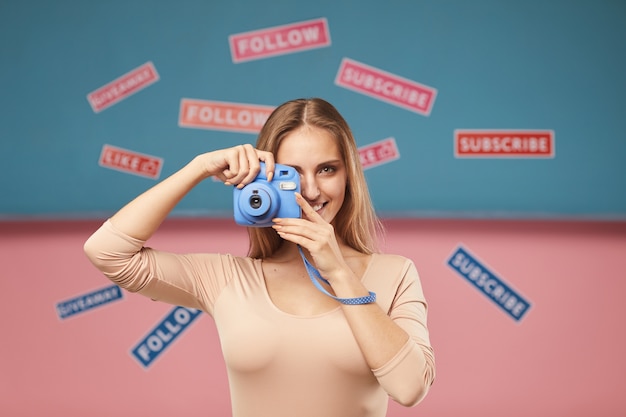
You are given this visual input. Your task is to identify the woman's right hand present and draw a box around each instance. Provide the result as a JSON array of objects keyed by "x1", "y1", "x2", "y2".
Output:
[{"x1": 198, "y1": 144, "x2": 275, "y2": 188}]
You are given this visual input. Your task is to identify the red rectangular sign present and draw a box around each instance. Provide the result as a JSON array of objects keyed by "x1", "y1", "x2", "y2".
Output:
[
  {"x1": 87, "y1": 62, "x2": 159, "y2": 113},
  {"x1": 358, "y1": 137, "x2": 400, "y2": 169},
  {"x1": 99, "y1": 145, "x2": 163, "y2": 179},
  {"x1": 454, "y1": 130, "x2": 555, "y2": 158},
  {"x1": 229, "y1": 18, "x2": 331, "y2": 63},
  {"x1": 179, "y1": 99, "x2": 275, "y2": 134},
  {"x1": 335, "y1": 58, "x2": 437, "y2": 116}
]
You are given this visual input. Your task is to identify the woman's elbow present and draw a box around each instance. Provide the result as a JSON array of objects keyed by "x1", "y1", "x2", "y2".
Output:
[
  {"x1": 83, "y1": 239, "x2": 139, "y2": 291},
  {"x1": 83, "y1": 238, "x2": 116, "y2": 272},
  {"x1": 393, "y1": 381, "x2": 430, "y2": 407},
  {"x1": 83, "y1": 236, "x2": 108, "y2": 271},
  {"x1": 392, "y1": 362, "x2": 435, "y2": 407}
]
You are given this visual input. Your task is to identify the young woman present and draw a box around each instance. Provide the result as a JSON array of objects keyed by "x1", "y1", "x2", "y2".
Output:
[{"x1": 84, "y1": 97, "x2": 435, "y2": 417}]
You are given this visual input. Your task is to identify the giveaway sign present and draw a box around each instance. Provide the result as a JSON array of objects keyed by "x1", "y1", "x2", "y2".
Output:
[
  {"x1": 56, "y1": 285, "x2": 123, "y2": 320},
  {"x1": 87, "y1": 61, "x2": 159, "y2": 113}
]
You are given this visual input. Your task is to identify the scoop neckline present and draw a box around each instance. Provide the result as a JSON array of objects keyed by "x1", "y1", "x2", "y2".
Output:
[{"x1": 254, "y1": 253, "x2": 376, "y2": 319}]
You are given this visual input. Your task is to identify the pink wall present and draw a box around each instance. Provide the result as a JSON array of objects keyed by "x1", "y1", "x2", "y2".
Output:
[{"x1": 1, "y1": 218, "x2": 625, "y2": 417}]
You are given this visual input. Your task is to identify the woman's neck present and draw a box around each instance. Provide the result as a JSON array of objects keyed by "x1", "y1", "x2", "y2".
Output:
[{"x1": 268, "y1": 237, "x2": 358, "y2": 264}]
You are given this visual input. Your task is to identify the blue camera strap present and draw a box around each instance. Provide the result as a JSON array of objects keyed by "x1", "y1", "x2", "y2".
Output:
[{"x1": 297, "y1": 246, "x2": 376, "y2": 305}]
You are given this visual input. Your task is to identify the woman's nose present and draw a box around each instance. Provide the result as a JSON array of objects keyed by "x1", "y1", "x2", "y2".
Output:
[{"x1": 300, "y1": 174, "x2": 320, "y2": 200}]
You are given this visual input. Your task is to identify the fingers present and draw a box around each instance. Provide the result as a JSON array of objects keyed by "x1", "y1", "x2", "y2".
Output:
[
  {"x1": 294, "y1": 193, "x2": 324, "y2": 223},
  {"x1": 272, "y1": 216, "x2": 337, "y2": 263},
  {"x1": 272, "y1": 224, "x2": 311, "y2": 247},
  {"x1": 258, "y1": 153, "x2": 275, "y2": 182},
  {"x1": 219, "y1": 145, "x2": 275, "y2": 187},
  {"x1": 235, "y1": 145, "x2": 261, "y2": 188},
  {"x1": 273, "y1": 195, "x2": 333, "y2": 244},
  {"x1": 270, "y1": 193, "x2": 327, "y2": 245}
]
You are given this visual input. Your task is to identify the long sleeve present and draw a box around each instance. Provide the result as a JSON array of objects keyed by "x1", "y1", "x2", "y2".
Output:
[
  {"x1": 365, "y1": 255, "x2": 436, "y2": 406},
  {"x1": 83, "y1": 219, "x2": 231, "y2": 314}
]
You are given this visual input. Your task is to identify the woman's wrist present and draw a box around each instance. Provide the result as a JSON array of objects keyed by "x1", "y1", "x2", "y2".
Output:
[
  {"x1": 190, "y1": 153, "x2": 219, "y2": 180},
  {"x1": 327, "y1": 267, "x2": 371, "y2": 298}
]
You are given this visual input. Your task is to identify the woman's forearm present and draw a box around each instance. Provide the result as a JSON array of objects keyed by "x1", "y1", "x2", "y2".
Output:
[{"x1": 109, "y1": 156, "x2": 209, "y2": 240}]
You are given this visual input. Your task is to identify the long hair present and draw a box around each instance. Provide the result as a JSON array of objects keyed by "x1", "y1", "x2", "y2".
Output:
[{"x1": 247, "y1": 98, "x2": 384, "y2": 258}]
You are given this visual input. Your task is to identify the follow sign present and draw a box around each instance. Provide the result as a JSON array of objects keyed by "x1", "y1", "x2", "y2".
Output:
[{"x1": 131, "y1": 306, "x2": 202, "y2": 368}]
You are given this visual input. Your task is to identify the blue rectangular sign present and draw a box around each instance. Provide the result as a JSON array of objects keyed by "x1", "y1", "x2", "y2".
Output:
[
  {"x1": 447, "y1": 245, "x2": 531, "y2": 321},
  {"x1": 56, "y1": 284, "x2": 123, "y2": 319},
  {"x1": 131, "y1": 306, "x2": 202, "y2": 368}
]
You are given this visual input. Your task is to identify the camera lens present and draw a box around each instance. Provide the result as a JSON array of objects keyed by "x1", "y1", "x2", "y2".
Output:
[{"x1": 249, "y1": 195, "x2": 262, "y2": 209}]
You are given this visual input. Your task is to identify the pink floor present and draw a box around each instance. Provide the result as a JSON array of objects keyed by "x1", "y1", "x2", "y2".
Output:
[{"x1": 1, "y1": 218, "x2": 625, "y2": 416}]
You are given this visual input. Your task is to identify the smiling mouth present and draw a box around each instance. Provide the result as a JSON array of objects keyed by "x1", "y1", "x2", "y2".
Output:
[{"x1": 311, "y1": 203, "x2": 325, "y2": 212}]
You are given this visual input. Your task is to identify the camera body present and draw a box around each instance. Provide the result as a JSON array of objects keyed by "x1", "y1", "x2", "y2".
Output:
[{"x1": 233, "y1": 162, "x2": 301, "y2": 227}]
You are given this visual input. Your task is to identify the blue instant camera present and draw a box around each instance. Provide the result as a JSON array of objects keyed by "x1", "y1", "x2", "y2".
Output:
[{"x1": 233, "y1": 162, "x2": 301, "y2": 227}]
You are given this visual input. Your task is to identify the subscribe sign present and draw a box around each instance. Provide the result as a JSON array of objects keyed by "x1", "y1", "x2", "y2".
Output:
[
  {"x1": 454, "y1": 130, "x2": 555, "y2": 158},
  {"x1": 447, "y1": 245, "x2": 531, "y2": 322},
  {"x1": 335, "y1": 58, "x2": 437, "y2": 116}
]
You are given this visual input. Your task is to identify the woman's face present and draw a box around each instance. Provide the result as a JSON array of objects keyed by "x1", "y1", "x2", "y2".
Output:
[{"x1": 276, "y1": 125, "x2": 347, "y2": 225}]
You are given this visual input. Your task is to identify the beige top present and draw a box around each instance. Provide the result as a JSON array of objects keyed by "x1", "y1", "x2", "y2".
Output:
[{"x1": 84, "y1": 220, "x2": 435, "y2": 417}]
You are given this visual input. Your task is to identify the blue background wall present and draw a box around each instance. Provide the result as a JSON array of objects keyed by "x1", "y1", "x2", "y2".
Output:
[{"x1": 1, "y1": 0, "x2": 624, "y2": 220}]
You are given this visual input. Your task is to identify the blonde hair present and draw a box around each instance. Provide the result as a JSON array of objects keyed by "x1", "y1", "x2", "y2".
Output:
[{"x1": 248, "y1": 98, "x2": 384, "y2": 258}]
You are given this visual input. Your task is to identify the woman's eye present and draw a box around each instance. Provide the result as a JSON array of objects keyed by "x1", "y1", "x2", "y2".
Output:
[{"x1": 320, "y1": 166, "x2": 335, "y2": 174}]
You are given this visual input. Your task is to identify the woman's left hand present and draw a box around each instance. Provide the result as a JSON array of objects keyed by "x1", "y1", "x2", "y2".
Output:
[{"x1": 272, "y1": 193, "x2": 350, "y2": 282}]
